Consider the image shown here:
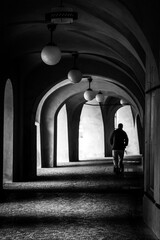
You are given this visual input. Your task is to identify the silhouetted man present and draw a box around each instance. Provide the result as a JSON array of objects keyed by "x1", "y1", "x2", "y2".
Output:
[{"x1": 110, "y1": 123, "x2": 128, "y2": 174}]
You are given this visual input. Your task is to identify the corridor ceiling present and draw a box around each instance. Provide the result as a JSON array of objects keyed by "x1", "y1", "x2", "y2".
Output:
[{"x1": 2, "y1": 0, "x2": 159, "y2": 114}]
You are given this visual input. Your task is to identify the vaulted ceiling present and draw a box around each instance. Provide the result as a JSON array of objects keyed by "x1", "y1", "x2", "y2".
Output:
[{"x1": 2, "y1": 0, "x2": 159, "y2": 117}]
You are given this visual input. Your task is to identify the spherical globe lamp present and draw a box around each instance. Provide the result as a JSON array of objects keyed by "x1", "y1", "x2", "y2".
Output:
[
  {"x1": 95, "y1": 91, "x2": 104, "y2": 103},
  {"x1": 84, "y1": 89, "x2": 95, "y2": 101},
  {"x1": 41, "y1": 44, "x2": 61, "y2": 65},
  {"x1": 120, "y1": 99, "x2": 128, "y2": 105},
  {"x1": 68, "y1": 68, "x2": 82, "y2": 83}
]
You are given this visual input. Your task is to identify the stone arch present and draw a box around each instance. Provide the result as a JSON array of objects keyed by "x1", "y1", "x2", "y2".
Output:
[{"x1": 35, "y1": 75, "x2": 142, "y2": 168}]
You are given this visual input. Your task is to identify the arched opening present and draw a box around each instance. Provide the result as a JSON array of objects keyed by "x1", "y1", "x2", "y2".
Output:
[
  {"x1": 115, "y1": 105, "x2": 140, "y2": 156},
  {"x1": 79, "y1": 101, "x2": 104, "y2": 160},
  {"x1": 35, "y1": 76, "x2": 142, "y2": 169},
  {"x1": 35, "y1": 121, "x2": 41, "y2": 169},
  {"x1": 3, "y1": 79, "x2": 14, "y2": 183},
  {"x1": 57, "y1": 104, "x2": 69, "y2": 165}
]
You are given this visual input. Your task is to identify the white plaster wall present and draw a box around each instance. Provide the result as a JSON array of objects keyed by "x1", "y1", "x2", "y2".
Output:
[
  {"x1": 79, "y1": 104, "x2": 104, "y2": 160},
  {"x1": 57, "y1": 105, "x2": 69, "y2": 163}
]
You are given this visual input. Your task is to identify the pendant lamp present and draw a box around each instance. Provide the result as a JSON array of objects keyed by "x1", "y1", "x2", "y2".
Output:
[
  {"x1": 95, "y1": 91, "x2": 104, "y2": 103},
  {"x1": 68, "y1": 52, "x2": 82, "y2": 83},
  {"x1": 41, "y1": 24, "x2": 61, "y2": 65},
  {"x1": 84, "y1": 77, "x2": 95, "y2": 101}
]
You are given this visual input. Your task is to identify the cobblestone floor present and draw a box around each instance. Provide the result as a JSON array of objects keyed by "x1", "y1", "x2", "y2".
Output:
[{"x1": 0, "y1": 160, "x2": 158, "y2": 240}]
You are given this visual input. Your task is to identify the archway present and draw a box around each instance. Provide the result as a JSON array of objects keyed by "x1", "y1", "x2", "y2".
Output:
[
  {"x1": 3, "y1": 79, "x2": 14, "y2": 183},
  {"x1": 35, "y1": 76, "x2": 142, "y2": 168},
  {"x1": 115, "y1": 105, "x2": 140, "y2": 156}
]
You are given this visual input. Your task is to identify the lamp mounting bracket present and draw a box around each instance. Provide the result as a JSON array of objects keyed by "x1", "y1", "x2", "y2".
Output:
[
  {"x1": 88, "y1": 77, "x2": 92, "y2": 83},
  {"x1": 45, "y1": 7, "x2": 78, "y2": 24}
]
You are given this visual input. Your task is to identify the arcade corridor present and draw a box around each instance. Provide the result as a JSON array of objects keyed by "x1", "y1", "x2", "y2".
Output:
[
  {"x1": 0, "y1": 159, "x2": 158, "y2": 240},
  {"x1": 1, "y1": 0, "x2": 160, "y2": 239}
]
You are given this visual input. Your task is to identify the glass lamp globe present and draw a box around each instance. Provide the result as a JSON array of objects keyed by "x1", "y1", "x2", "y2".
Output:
[
  {"x1": 95, "y1": 91, "x2": 104, "y2": 103},
  {"x1": 84, "y1": 89, "x2": 95, "y2": 101},
  {"x1": 120, "y1": 99, "x2": 127, "y2": 105},
  {"x1": 68, "y1": 69, "x2": 82, "y2": 83},
  {"x1": 41, "y1": 44, "x2": 61, "y2": 65}
]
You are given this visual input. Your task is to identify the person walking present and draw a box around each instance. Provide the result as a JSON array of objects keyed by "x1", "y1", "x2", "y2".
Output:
[{"x1": 110, "y1": 123, "x2": 129, "y2": 174}]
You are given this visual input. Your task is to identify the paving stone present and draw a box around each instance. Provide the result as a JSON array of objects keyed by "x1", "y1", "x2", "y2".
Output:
[{"x1": 0, "y1": 161, "x2": 158, "y2": 240}]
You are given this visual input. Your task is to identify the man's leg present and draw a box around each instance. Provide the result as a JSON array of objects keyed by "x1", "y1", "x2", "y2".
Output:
[
  {"x1": 118, "y1": 150, "x2": 124, "y2": 172},
  {"x1": 112, "y1": 150, "x2": 118, "y2": 172}
]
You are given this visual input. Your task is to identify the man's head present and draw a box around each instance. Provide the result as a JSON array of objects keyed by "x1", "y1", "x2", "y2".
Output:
[{"x1": 118, "y1": 123, "x2": 123, "y2": 129}]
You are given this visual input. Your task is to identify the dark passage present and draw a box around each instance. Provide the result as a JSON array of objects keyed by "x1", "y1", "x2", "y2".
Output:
[{"x1": 0, "y1": 159, "x2": 158, "y2": 240}]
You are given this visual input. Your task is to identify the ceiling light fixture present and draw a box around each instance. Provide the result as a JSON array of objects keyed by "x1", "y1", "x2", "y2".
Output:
[
  {"x1": 85, "y1": 99, "x2": 129, "y2": 107},
  {"x1": 84, "y1": 77, "x2": 96, "y2": 101},
  {"x1": 41, "y1": 4, "x2": 78, "y2": 65},
  {"x1": 120, "y1": 99, "x2": 128, "y2": 105},
  {"x1": 95, "y1": 91, "x2": 104, "y2": 103},
  {"x1": 68, "y1": 52, "x2": 82, "y2": 83},
  {"x1": 83, "y1": 77, "x2": 129, "y2": 106},
  {"x1": 45, "y1": 1, "x2": 78, "y2": 25},
  {"x1": 41, "y1": 24, "x2": 61, "y2": 65}
]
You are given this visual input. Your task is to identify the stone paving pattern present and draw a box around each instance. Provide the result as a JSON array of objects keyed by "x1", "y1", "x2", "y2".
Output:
[{"x1": 0, "y1": 160, "x2": 158, "y2": 240}]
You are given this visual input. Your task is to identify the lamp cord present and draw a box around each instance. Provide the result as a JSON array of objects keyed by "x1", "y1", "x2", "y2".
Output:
[
  {"x1": 88, "y1": 77, "x2": 92, "y2": 89},
  {"x1": 48, "y1": 24, "x2": 57, "y2": 44},
  {"x1": 73, "y1": 53, "x2": 78, "y2": 68}
]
